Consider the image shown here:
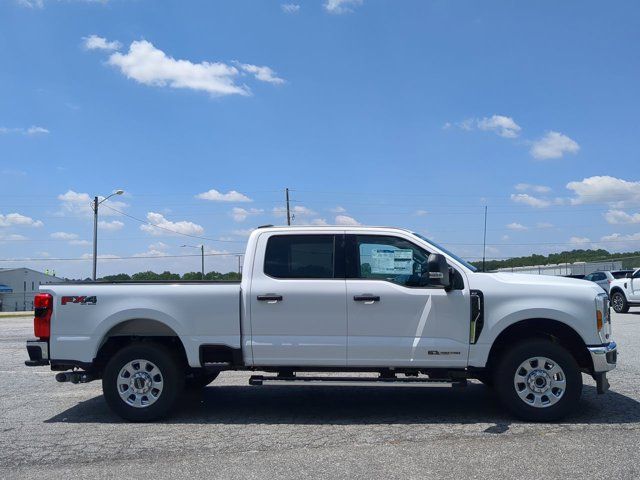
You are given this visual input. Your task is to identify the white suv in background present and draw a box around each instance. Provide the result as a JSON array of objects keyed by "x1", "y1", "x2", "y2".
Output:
[
  {"x1": 609, "y1": 268, "x2": 640, "y2": 313},
  {"x1": 584, "y1": 270, "x2": 634, "y2": 293}
]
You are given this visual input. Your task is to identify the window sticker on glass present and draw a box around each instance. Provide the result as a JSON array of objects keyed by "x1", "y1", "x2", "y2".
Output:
[
  {"x1": 370, "y1": 248, "x2": 414, "y2": 274},
  {"x1": 393, "y1": 249, "x2": 414, "y2": 274}
]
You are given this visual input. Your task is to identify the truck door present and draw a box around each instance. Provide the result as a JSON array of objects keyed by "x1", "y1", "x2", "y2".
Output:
[
  {"x1": 345, "y1": 234, "x2": 470, "y2": 368},
  {"x1": 632, "y1": 269, "x2": 640, "y2": 301},
  {"x1": 249, "y1": 232, "x2": 347, "y2": 366}
]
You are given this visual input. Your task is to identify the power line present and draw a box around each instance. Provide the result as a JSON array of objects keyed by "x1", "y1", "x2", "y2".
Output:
[{"x1": 0, "y1": 252, "x2": 244, "y2": 263}]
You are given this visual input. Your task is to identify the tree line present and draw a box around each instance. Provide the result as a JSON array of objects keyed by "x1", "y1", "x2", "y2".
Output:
[
  {"x1": 471, "y1": 249, "x2": 640, "y2": 271},
  {"x1": 95, "y1": 271, "x2": 242, "y2": 282}
]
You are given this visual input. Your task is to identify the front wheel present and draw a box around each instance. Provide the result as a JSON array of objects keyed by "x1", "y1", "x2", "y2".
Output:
[
  {"x1": 102, "y1": 342, "x2": 185, "y2": 422},
  {"x1": 495, "y1": 339, "x2": 582, "y2": 422},
  {"x1": 611, "y1": 291, "x2": 629, "y2": 313}
]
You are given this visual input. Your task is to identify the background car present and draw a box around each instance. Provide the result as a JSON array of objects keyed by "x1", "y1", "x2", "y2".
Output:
[{"x1": 584, "y1": 270, "x2": 634, "y2": 293}]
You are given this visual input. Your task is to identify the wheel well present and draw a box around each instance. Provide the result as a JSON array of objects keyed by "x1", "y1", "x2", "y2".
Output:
[
  {"x1": 486, "y1": 319, "x2": 593, "y2": 373},
  {"x1": 609, "y1": 287, "x2": 624, "y2": 297},
  {"x1": 94, "y1": 319, "x2": 188, "y2": 374}
]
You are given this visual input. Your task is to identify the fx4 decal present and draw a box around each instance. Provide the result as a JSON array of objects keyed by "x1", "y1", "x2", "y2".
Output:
[{"x1": 61, "y1": 296, "x2": 97, "y2": 306}]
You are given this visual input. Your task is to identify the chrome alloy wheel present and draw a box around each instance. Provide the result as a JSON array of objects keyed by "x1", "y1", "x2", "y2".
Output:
[
  {"x1": 612, "y1": 293, "x2": 624, "y2": 312},
  {"x1": 513, "y1": 356, "x2": 566, "y2": 408},
  {"x1": 117, "y1": 359, "x2": 164, "y2": 408}
]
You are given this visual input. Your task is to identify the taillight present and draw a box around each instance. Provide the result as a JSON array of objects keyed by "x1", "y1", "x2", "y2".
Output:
[{"x1": 34, "y1": 293, "x2": 53, "y2": 339}]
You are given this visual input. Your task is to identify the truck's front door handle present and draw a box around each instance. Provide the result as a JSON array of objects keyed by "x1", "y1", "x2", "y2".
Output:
[
  {"x1": 257, "y1": 295, "x2": 283, "y2": 304},
  {"x1": 353, "y1": 295, "x2": 380, "y2": 304}
]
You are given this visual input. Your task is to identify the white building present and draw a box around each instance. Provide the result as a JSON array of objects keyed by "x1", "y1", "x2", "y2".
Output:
[{"x1": 0, "y1": 268, "x2": 64, "y2": 312}]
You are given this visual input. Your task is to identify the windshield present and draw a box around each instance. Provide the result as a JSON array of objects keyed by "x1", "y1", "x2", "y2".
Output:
[{"x1": 412, "y1": 233, "x2": 478, "y2": 272}]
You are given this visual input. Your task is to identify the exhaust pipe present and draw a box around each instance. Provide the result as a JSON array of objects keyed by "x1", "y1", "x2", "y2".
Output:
[{"x1": 55, "y1": 372, "x2": 94, "y2": 384}]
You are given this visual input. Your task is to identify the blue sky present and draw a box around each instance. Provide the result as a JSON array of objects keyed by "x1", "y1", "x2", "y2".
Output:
[{"x1": 1, "y1": 0, "x2": 639, "y2": 278}]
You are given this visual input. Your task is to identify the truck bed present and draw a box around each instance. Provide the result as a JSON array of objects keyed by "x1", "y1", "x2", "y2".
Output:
[{"x1": 42, "y1": 282, "x2": 242, "y2": 368}]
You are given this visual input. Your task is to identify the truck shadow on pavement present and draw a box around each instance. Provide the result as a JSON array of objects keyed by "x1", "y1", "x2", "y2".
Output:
[{"x1": 45, "y1": 383, "x2": 640, "y2": 426}]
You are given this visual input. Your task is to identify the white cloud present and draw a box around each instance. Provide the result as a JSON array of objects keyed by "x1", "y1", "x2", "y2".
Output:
[
  {"x1": 134, "y1": 242, "x2": 170, "y2": 257},
  {"x1": 514, "y1": 183, "x2": 551, "y2": 193},
  {"x1": 0, "y1": 233, "x2": 28, "y2": 241},
  {"x1": 106, "y1": 40, "x2": 250, "y2": 97},
  {"x1": 57, "y1": 190, "x2": 127, "y2": 217},
  {"x1": 281, "y1": 3, "x2": 300, "y2": 13},
  {"x1": 330, "y1": 206, "x2": 346, "y2": 213},
  {"x1": 0, "y1": 212, "x2": 43, "y2": 228},
  {"x1": 140, "y1": 212, "x2": 204, "y2": 236},
  {"x1": 600, "y1": 232, "x2": 640, "y2": 250},
  {"x1": 231, "y1": 207, "x2": 263, "y2": 222},
  {"x1": 50, "y1": 231, "x2": 78, "y2": 240},
  {"x1": 501, "y1": 235, "x2": 510, "y2": 241},
  {"x1": 324, "y1": 0, "x2": 362, "y2": 14},
  {"x1": 236, "y1": 63, "x2": 285, "y2": 85},
  {"x1": 415, "y1": 210, "x2": 428, "y2": 216},
  {"x1": 18, "y1": 0, "x2": 108, "y2": 8},
  {"x1": 569, "y1": 236, "x2": 591, "y2": 246},
  {"x1": 83, "y1": 34, "x2": 121, "y2": 51},
  {"x1": 506, "y1": 222, "x2": 528, "y2": 231},
  {"x1": 476, "y1": 115, "x2": 521, "y2": 138},
  {"x1": 69, "y1": 239, "x2": 91, "y2": 246},
  {"x1": 566, "y1": 176, "x2": 640, "y2": 207},
  {"x1": 95, "y1": 39, "x2": 284, "y2": 97},
  {"x1": 510, "y1": 193, "x2": 551, "y2": 208},
  {"x1": 604, "y1": 210, "x2": 640, "y2": 225},
  {"x1": 530, "y1": 131, "x2": 579, "y2": 160},
  {"x1": 0, "y1": 126, "x2": 49, "y2": 136},
  {"x1": 335, "y1": 215, "x2": 360, "y2": 225},
  {"x1": 273, "y1": 205, "x2": 316, "y2": 218},
  {"x1": 536, "y1": 222, "x2": 554, "y2": 229},
  {"x1": 297, "y1": 218, "x2": 328, "y2": 226},
  {"x1": 195, "y1": 189, "x2": 252, "y2": 202},
  {"x1": 98, "y1": 220, "x2": 125, "y2": 231}
]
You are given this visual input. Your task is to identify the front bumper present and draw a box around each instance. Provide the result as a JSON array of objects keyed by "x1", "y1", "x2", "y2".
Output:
[
  {"x1": 588, "y1": 341, "x2": 617, "y2": 394},
  {"x1": 25, "y1": 340, "x2": 49, "y2": 367},
  {"x1": 588, "y1": 341, "x2": 617, "y2": 373}
]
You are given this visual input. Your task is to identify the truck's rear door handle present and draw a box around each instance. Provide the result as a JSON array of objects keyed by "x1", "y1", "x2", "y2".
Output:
[
  {"x1": 257, "y1": 295, "x2": 283, "y2": 303},
  {"x1": 353, "y1": 295, "x2": 380, "y2": 304}
]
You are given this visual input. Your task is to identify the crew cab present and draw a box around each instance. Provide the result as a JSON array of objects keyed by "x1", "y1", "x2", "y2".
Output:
[
  {"x1": 26, "y1": 226, "x2": 618, "y2": 422},
  {"x1": 609, "y1": 267, "x2": 640, "y2": 313}
]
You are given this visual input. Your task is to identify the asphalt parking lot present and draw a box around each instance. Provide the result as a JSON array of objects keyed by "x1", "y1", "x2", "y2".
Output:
[{"x1": 1, "y1": 311, "x2": 639, "y2": 479}]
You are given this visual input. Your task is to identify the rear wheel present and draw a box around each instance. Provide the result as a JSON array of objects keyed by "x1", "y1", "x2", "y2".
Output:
[
  {"x1": 495, "y1": 339, "x2": 582, "y2": 422},
  {"x1": 611, "y1": 291, "x2": 629, "y2": 313},
  {"x1": 102, "y1": 342, "x2": 184, "y2": 422}
]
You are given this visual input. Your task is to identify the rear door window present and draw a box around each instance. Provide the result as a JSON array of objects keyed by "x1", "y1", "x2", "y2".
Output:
[{"x1": 264, "y1": 235, "x2": 338, "y2": 279}]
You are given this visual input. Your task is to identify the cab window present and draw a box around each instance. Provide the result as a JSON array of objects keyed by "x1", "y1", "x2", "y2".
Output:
[
  {"x1": 264, "y1": 235, "x2": 336, "y2": 279},
  {"x1": 349, "y1": 235, "x2": 429, "y2": 287}
]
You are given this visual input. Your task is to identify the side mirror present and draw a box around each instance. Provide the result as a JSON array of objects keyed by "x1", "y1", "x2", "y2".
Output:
[
  {"x1": 424, "y1": 253, "x2": 450, "y2": 289},
  {"x1": 626, "y1": 272, "x2": 633, "y2": 278}
]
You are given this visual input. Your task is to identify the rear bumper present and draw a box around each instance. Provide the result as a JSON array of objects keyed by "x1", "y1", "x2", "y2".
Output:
[
  {"x1": 25, "y1": 340, "x2": 49, "y2": 367},
  {"x1": 588, "y1": 341, "x2": 617, "y2": 373}
]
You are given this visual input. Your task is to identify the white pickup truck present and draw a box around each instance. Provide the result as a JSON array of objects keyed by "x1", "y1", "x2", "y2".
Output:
[
  {"x1": 609, "y1": 267, "x2": 640, "y2": 313},
  {"x1": 26, "y1": 225, "x2": 617, "y2": 422}
]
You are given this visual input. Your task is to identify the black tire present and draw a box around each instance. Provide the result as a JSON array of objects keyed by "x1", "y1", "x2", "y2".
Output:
[
  {"x1": 494, "y1": 339, "x2": 582, "y2": 422},
  {"x1": 102, "y1": 342, "x2": 185, "y2": 422},
  {"x1": 185, "y1": 371, "x2": 219, "y2": 389},
  {"x1": 611, "y1": 291, "x2": 629, "y2": 314}
]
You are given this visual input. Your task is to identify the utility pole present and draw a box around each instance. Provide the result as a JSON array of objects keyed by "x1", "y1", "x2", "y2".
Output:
[
  {"x1": 285, "y1": 188, "x2": 291, "y2": 226},
  {"x1": 92, "y1": 196, "x2": 99, "y2": 281},
  {"x1": 237, "y1": 255, "x2": 243, "y2": 276},
  {"x1": 200, "y1": 244, "x2": 205, "y2": 280},
  {"x1": 482, "y1": 205, "x2": 488, "y2": 272}
]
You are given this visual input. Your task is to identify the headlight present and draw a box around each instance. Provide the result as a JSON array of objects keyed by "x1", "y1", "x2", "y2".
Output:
[{"x1": 595, "y1": 293, "x2": 609, "y2": 332}]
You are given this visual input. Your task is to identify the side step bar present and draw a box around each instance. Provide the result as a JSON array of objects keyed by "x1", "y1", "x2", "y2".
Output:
[{"x1": 249, "y1": 375, "x2": 467, "y2": 388}]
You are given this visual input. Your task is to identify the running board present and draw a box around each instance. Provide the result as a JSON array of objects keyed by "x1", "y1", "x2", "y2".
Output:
[{"x1": 249, "y1": 375, "x2": 467, "y2": 388}]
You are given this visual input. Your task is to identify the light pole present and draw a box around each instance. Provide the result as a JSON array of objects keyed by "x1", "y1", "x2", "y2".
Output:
[
  {"x1": 92, "y1": 189, "x2": 124, "y2": 281},
  {"x1": 181, "y1": 244, "x2": 205, "y2": 279}
]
